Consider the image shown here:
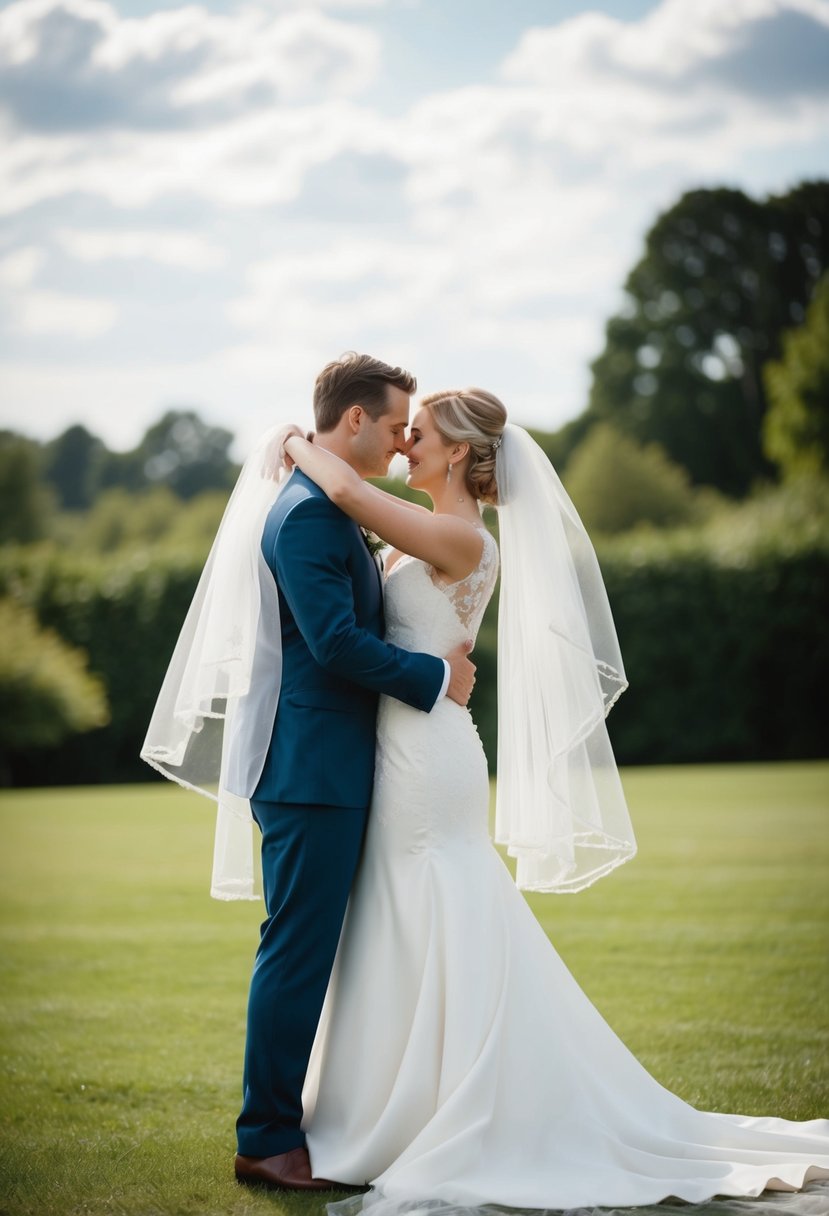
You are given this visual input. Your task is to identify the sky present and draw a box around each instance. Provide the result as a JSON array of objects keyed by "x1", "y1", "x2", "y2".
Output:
[{"x1": 0, "y1": 0, "x2": 828, "y2": 458}]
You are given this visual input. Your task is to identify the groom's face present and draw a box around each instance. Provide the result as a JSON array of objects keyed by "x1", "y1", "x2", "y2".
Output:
[{"x1": 354, "y1": 385, "x2": 411, "y2": 478}]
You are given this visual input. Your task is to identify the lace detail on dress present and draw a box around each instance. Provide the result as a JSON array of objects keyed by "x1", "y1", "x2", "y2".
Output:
[{"x1": 426, "y1": 527, "x2": 499, "y2": 642}]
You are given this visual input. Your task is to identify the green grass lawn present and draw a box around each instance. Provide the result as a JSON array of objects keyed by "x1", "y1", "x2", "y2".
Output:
[{"x1": 0, "y1": 763, "x2": 827, "y2": 1216}]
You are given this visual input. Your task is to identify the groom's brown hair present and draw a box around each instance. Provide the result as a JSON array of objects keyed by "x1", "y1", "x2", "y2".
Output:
[{"x1": 313, "y1": 352, "x2": 416, "y2": 433}]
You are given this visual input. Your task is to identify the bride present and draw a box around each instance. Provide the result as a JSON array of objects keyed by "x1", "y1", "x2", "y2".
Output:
[{"x1": 278, "y1": 388, "x2": 829, "y2": 1212}]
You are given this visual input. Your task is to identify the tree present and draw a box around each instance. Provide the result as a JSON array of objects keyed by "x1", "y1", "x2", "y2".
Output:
[
  {"x1": 42, "y1": 410, "x2": 237, "y2": 502},
  {"x1": 44, "y1": 424, "x2": 107, "y2": 510},
  {"x1": 130, "y1": 409, "x2": 236, "y2": 500},
  {"x1": 563, "y1": 423, "x2": 700, "y2": 536},
  {"x1": 78, "y1": 486, "x2": 176, "y2": 552},
  {"x1": 0, "y1": 598, "x2": 108, "y2": 768},
  {"x1": 0, "y1": 431, "x2": 53, "y2": 544},
  {"x1": 65, "y1": 485, "x2": 229, "y2": 554},
  {"x1": 763, "y1": 272, "x2": 829, "y2": 479},
  {"x1": 587, "y1": 181, "x2": 829, "y2": 495},
  {"x1": 528, "y1": 415, "x2": 594, "y2": 477}
]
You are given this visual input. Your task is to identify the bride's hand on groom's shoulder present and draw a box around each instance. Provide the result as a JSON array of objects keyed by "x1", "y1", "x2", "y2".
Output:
[
  {"x1": 280, "y1": 426, "x2": 305, "y2": 470},
  {"x1": 263, "y1": 424, "x2": 304, "y2": 480}
]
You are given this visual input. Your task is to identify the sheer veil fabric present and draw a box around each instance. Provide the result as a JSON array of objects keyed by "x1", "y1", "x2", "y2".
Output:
[
  {"x1": 494, "y1": 423, "x2": 636, "y2": 892},
  {"x1": 140, "y1": 425, "x2": 294, "y2": 900}
]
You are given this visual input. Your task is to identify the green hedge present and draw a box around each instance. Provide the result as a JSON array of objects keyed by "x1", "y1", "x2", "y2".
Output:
[
  {"x1": 1, "y1": 538, "x2": 827, "y2": 786},
  {"x1": 601, "y1": 544, "x2": 829, "y2": 763},
  {"x1": 0, "y1": 548, "x2": 202, "y2": 785}
]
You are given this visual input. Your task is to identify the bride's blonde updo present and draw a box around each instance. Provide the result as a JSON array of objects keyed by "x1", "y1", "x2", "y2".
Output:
[{"x1": 421, "y1": 387, "x2": 507, "y2": 505}]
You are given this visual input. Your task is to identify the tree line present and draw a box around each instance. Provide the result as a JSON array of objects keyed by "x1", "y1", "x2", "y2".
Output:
[{"x1": 0, "y1": 410, "x2": 239, "y2": 547}]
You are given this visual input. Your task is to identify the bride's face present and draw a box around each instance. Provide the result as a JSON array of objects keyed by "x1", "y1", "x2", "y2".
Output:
[{"x1": 405, "y1": 407, "x2": 450, "y2": 493}]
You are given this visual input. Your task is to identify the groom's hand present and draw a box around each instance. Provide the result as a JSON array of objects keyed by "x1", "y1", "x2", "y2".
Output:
[{"x1": 445, "y1": 640, "x2": 476, "y2": 706}]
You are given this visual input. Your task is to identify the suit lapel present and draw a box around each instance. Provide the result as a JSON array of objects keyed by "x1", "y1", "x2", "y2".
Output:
[
  {"x1": 359, "y1": 527, "x2": 384, "y2": 598},
  {"x1": 291, "y1": 468, "x2": 384, "y2": 601}
]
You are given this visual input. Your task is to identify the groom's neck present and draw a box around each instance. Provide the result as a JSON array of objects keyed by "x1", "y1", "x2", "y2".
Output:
[{"x1": 314, "y1": 431, "x2": 363, "y2": 476}]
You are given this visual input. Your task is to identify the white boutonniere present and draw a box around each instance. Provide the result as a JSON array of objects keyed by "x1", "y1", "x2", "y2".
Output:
[{"x1": 361, "y1": 527, "x2": 386, "y2": 560}]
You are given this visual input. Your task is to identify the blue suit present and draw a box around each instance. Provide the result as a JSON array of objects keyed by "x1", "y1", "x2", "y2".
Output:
[{"x1": 236, "y1": 469, "x2": 444, "y2": 1159}]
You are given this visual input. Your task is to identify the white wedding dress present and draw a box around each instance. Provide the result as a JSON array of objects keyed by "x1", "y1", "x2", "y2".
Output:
[{"x1": 304, "y1": 527, "x2": 829, "y2": 1214}]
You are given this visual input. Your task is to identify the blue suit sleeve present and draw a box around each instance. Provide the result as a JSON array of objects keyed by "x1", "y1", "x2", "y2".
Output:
[{"x1": 272, "y1": 496, "x2": 445, "y2": 713}]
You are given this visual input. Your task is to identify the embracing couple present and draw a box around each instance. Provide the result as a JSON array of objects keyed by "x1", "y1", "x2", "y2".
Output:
[{"x1": 143, "y1": 352, "x2": 829, "y2": 1212}]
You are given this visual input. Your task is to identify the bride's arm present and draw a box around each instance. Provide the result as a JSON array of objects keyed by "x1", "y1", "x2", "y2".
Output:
[{"x1": 284, "y1": 436, "x2": 482, "y2": 581}]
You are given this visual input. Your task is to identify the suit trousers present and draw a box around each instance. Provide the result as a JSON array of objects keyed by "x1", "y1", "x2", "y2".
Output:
[{"x1": 236, "y1": 799, "x2": 368, "y2": 1158}]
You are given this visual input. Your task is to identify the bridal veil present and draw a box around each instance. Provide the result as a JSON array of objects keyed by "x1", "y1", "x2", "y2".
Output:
[
  {"x1": 494, "y1": 422, "x2": 636, "y2": 891},
  {"x1": 140, "y1": 425, "x2": 293, "y2": 901}
]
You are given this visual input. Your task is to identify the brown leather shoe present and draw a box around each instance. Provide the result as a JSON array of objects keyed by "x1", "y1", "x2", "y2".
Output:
[{"x1": 234, "y1": 1146, "x2": 339, "y2": 1192}]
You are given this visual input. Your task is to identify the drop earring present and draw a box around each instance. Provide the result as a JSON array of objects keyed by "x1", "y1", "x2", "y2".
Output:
[{"x1": 448, "y1": 460, "x2": 465, "y2": 501}]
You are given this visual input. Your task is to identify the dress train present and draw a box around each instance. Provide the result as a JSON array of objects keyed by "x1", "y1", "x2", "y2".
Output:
[{"x1": 303, "y1": 535, "x2": 829, "y2": 1213}]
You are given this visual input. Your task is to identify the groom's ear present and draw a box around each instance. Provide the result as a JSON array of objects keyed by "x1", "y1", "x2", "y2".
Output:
[{"x1": 347, "y1": 405, "x2": 365, "y2": 434}]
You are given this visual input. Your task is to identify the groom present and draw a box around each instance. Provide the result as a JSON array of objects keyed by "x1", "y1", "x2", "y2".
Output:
[{"x1": 234, "y1": 352, "x2": 476, "y2": 1191}]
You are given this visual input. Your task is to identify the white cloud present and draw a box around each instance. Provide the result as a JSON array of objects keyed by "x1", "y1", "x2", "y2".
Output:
[
  {"x1": 259, "y1": 0, "x2": 387, "y2": 7},
  {"x1": 56, "y1": 228, "x2": 226, "y2": 270},
  {"x1": 172, "y1": 9, "x2": 379, "y2": 106},
  {"x1": 254, "y1": 0, "x2": 386, "y2": 9},
  {"x1": 0, "y1": 245, "x2": 120, "y2": 343},
  {"x1": 226, "y1": 239, "x2": 454, "y2": 340},
  {"x1": 503, "y1": 0, "x2": 829, "y2": 86},
  {"x1": 1, "y1": 0, "x2": 828, "y2": 446},
  {"x1": 0, "y1": 99, "x2": 393, "y2": 215},
  {"x1": 0, "y1": 351, "x2": 313, "y2": 452},
  {"x1": 387, "y1": 0, "x2": 829, "y2": 370},
  {"x1": 4, "y1": 0, "x2": 825, "y2": 217},
  {"x1": 12, "y1": 289, "x2": 118, "y2": 337},
  {"x1": 0, "y1": 245, "x2": 45, "y2": 288},
  {"x1": 0, "y1": 0, "x2": 380, "y2": 133}
]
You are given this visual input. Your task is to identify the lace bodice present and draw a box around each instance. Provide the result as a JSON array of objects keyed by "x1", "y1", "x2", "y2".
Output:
[{"x1": 383, "y1": 526, "x2": 499, "y2": 651}]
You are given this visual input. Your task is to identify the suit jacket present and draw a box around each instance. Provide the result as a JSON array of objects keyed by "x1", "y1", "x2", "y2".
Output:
[{"x1": 251, "y1": 469, "x2": 445, "y2": 808}]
